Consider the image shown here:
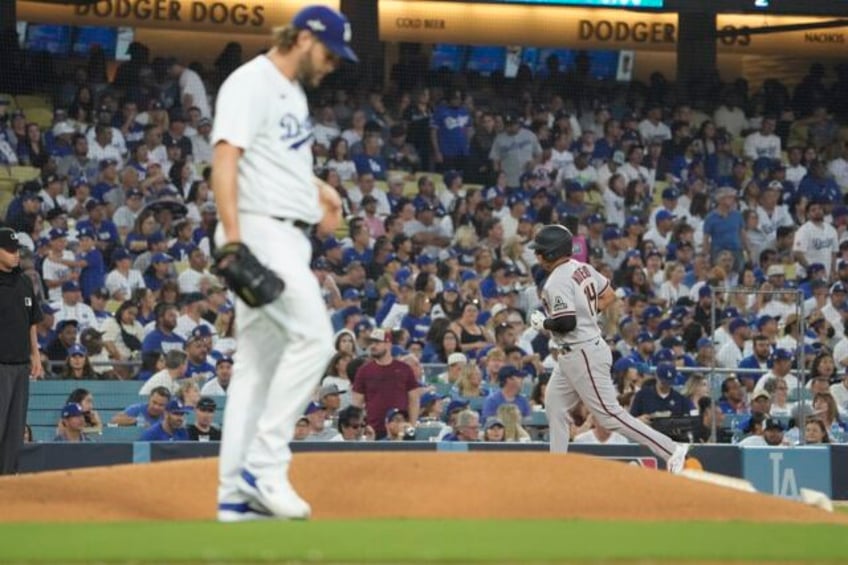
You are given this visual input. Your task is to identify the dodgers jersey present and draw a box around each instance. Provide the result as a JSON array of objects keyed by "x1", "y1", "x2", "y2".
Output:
[
  {"x1": 212, "y1": 55, "x2": 322, "y2": 225},
  {"x1": 541, "y1": 259, "x2": 610, "y2": 344}
]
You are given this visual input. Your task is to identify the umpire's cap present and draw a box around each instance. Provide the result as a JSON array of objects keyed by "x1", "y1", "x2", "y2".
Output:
[{"x1": 529, "y1": 224, "x2": 573, "y2": 262}]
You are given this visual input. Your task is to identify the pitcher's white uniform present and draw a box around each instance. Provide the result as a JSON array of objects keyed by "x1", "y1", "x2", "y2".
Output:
[
  {"x1": 212, "y1": 55, "x2": 334, "y2": 509},
  {"x1": 541, "y1": 258, "x2": 678, "y2": 461}
]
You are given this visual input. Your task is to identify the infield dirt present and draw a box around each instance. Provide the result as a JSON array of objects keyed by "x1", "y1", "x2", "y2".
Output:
[{"x1": 0, "y1": 452, "x2": 845, "y2": 523}]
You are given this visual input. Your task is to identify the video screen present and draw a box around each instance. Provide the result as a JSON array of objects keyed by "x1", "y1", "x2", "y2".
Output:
[
  {"x1": 25, "y1": 24, "x2": 71, "y2": 56},
  {"x1": 71, "y1": 27, "x2": 118, "y2": 57}
]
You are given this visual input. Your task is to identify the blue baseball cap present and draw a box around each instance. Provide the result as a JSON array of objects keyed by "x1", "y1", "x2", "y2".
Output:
[
  {"x1": 67, "y1": 343, "x2": 87, "y2": 357},
  {"x1": 216, "y1": 355, "x2": 234, "y2": 366},
  {"x1": 293, "y1": 5, "x2": 358, "y2": 62},
  {"x1": 416, "y1": 254, "x2": 434, "y2": 266},
  {"x1": 612, "y1": 357, "x2": 635, "y2": 374},
  {"x1": 636, "y1": 331, "x2": 653, "y2": 344},
  {"x1": 624, "y1": 249, "x2": 642, "y2": 261},
  {"x1": 166, "y1": 399, "x2": 192, "y2": 415},
  {"x1": 419, "y1": 391, "x2": 446, "y2": 408},
  {"x1": 723, "y1": 307, "x2": 740, "y2": 320},
  {"x1": 342, "y1": 288, "x2": 361, "y2": 301},
  {"x1": 147, "y1": 231, "x2": 165, "y2": 244},
  {"x1": 661, "y1": 187, "x2": 680, "y2": 200},
  {"x1": 112, "y1": 248, "x2": 131, "y2": 261},
  {"x1": 76, "y1": 226, "x2": 95, "y2": 240},
  {"x1": 41, "y1": 303, "x2": 58, "y2": 315},
  {"x1": 446, "y1": 399, "x2": 470, "y2": 414},
  {"x1": 696, "y1": 337, "x2": 714, "y2": 351},
  {"x1": 602, "y1": 227, "x2": 621, "y2": 242},
  {"x1": 322, "y1": 237, "x2": 341, "y2": 251},
  {"x1": 152, "y1": 252, "x2": 173, "y2": 264},
  {"x1": 772, "y1": 348, "x2": 793, "y2": 361},
  {"x1": 655, "y1": 363, "x2": 677, "y2": 382},
  {"x1": 756, "y1": 315, "x2": 775, "y2": 329},
  {"x1": 443, "y1": 281, "x2": 459, "y2": 293},
  {"x1": 625, "y1": 215, "x2": 641, "y2": 227},
  {"x1": 191, "y1": 325, "x2": 213, "y2": 338},
  {"x1": 497, "y1": 366, "x2": 526, "y2": 385},
  {"x1": 61, "y1": 281, "x2": 80, "y2": 293},
  {"x1": 48, "y1": 228, "x2": 68, "y2": 240},
  {"x1": 656, "y1": 209, "x2": 676, "y2": 222},
  {"x1": 729, "y1": 318, "x2": 748, "y2": 334},
  {"x1": 61, "y1": 403, "x2": 85, "y2": 418},
  {"x1": 385, "y1": 407, "x2": 409, "y2": 421},
  {"x1": 642, "y1": 305, "x2": 662, "y2": 321},
  {"x1": 586, "y1": 213, "x2": 604, "y2": 226},
  {"x1": 304, "y1": 401, "x2": 325, "y2": 416}
]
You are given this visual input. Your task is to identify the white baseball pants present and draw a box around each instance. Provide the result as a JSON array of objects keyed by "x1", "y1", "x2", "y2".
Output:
[
  {"x1": 545, "y1": 338, "x2": 677, "y2": 461},
  {"x1": 216, "y1": 215, "x2": 334, "y2": 505}
]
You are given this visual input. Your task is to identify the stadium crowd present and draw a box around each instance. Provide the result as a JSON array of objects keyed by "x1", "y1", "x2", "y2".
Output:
[{"x1": 2, "y1": 40, "x2": 848, "y2": 445}]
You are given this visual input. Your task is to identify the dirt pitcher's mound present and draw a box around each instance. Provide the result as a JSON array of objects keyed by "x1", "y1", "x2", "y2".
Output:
[{"x1": 0, "y1": 453, "x2": 845, "y2": 524}]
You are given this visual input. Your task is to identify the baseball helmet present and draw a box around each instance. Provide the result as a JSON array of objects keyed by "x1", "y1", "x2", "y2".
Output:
[{"x1": 530, "y1": 224, "x2": 573, "y2": 261}]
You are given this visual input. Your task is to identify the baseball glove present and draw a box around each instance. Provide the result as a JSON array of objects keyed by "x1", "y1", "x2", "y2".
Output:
[{"x1": 211, "y1": 243, "x2": 284, "y2": 308}]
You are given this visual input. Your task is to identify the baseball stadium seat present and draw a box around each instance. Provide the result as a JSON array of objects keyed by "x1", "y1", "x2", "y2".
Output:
[
  {"x1": 414, "y1": 425, "x2": 442, "y2": 441},
  {"x1": 98, "y1": 426, "x2": 146, "y2": 442},
  {"x1": 9, "y1": 166, "x2": 40, "y2": 183},
  {"x1": 523, "y1": 411, "x2": 548, "y2": 428},
  {"x1": 30, "y1": 425, "x2": 57, "y2": 442},
  {"x1": 31, "y1": 380, "x2": 142, "y2": 396},
  {"x1": 24, "y1": 107, "x2": 53, "y2": 130},
  {"x1": 26, "y1": 410, "x2": 61, "y2": 426},
  {"x1": 14, "y1": 94, "x2": 53, "y2": 111}
]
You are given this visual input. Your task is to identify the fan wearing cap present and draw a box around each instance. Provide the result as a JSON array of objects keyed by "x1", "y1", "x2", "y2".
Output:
[
  {"x1": 42, "y1": 228, "x2": 80, "y2": 303},
  {"x1": 210, "y1": 3, "x2": 355, "y2": 522},
  {"x1": 38, "y1": 174, "x2": 68, "y2": 216},
  {"x1": 188, "y1": 397, "x2": 222, "y2": 442},
  {"x1": 752, "y1": 348, "x2": 799, "y2": 398},
  {"x1": 53, "y1": 403, "x2": 93, "y2": 443},
  {"x1": 351, "y1": 328, "x2": 421, "y2": 439},
  {"x1": 139, "y1": 398, "x2": 191, "y2": 442},
  {"x1": 643, "y1": 209, "x2": 676, "y2": 255},
  {"x1": 715, "y1": 318, "x2": 751, "y2": 370},
  {"x1": 302, "y1": 401, "x2": 341, "y2": 441},
  {"x1": 630, "y1": 363, "x2": 693, "y2": 421},
  {"x1": 75, "y1": 196, "x2": 120, "y2": 256},
  {"x1": 481, "y1": 366, "x2": 531, "y2": 421},
  {"x1": 50, "y1": 280, "x2": 96, "y2": 333},
  {"x1": 104, "y1": 247, "x2": 144, "y2": 302}
]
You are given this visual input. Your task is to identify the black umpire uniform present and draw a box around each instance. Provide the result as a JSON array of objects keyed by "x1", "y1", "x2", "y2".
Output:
[{"x1": 0, "y1": 227, "x2": 43, "y2": 474}]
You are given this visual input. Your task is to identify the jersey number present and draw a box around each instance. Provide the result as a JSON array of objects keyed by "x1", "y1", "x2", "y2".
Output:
[{"x1": 584, "y1": 282, "x2": 598, "y2": 316}]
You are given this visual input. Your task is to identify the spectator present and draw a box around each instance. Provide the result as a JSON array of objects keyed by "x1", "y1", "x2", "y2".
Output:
[
  {"x1": 57, "y1": 343, "x2": 101, "y2": 381},
  {"x1": 138, "y1": 398, "x2": 191, "y2": 441},
  {"x1": 141, "y1": 303, "x2": 185, "y2": 354},
  {"x1": 201, "y1": 356, "x2": 233, "y2": 396},
  {"x1": 804, "y1": 418, "x2": 830, "y2": 444},
  {"x1": 53, "y1": 403, "x2": 93, "y2": 442},
  {"x1": 482, "y1": 366, "x2": 531, "y2": 421},
  {"x1": 497, "y1": 403, "x2": 531, "y2": 443},
  {"x1": 442, "y1": 409, "x2": 480, "y2": 442},
  {"x1": 51, "y1": 281, "x2": 96, "y2": 332},
  {"x1": 139, "y1": 349, "x2": 188, "y2": 396},
  {"x1": 482, "y1": 417, "x2": 506, "y2": 442},
  {"x1": 65, "y1": 388, "x2": 103, "y2": 434},
  {"x1": 793, "y1": 200, "x2": 838, "y2": 278},
  {"x1": 166, "y1": 58, "x2": 210, "y2": 118},
  {"x1": 46, "y1": 319, "x2": 79, "y2": 362},
  {"x1": 335, "y1": 405, "x2": 373, "y2": 442},
  {"x1": 303, "y1": 401, "x2": 340, "y2": 441},
  {"x1": 630, "y1": 364, "x2": 693, "y2": 421},
  {"x1": 382, "y1": 408, "x2": 414, "y2": 442},
  {"x1": 177, "y1": 246, "x2": 211, "y2": 294},
  {"x1": 717, "y1": 376, "x2": 747, "y2": 415},
  {"x1": 105, "y1": 247, "x2": 145, "y2": 301},
  {"x1": 573, "y1": 420, "x2": 629, "y2": 445},
  {"x1": 351, "y1": 328, "x2": 422, "y2": 439},
  {"x1": 111, "y1": 386, "x2": 170, "y2": 427},
  {"x1": 187, "y1": 396, "x2": 221, "y2": 441},
  {"x1": 743, "y1": 116, "x2": 781, "y2": 161}
]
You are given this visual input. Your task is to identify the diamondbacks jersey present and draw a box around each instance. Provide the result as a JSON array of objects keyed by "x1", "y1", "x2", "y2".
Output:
[
  {"x1": 541, "y1": 259, "x2": 610, "y2": 344},
  {"x1": 212, "y1": 56, "x2": 322, "y2": 225}
]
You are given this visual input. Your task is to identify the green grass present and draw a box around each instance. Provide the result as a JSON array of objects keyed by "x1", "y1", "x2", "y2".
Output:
[{"x1": 0, "y1": 520, "x2": 847, "y2": 563}]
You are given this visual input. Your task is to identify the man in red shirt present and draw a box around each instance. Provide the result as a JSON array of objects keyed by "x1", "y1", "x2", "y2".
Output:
[{"x1": 352, "y1": 328, "x2": 422, "y2": 439}]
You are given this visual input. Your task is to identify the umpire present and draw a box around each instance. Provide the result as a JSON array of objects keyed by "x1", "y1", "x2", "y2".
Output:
[{"x1": 0, "y1": 227, "x2": 43, "y2": 474}]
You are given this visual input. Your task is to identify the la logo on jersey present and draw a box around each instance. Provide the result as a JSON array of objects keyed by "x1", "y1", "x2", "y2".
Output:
[
  {"x1": 552, "y1": 296, "x2": 567, "y2": 313},
  {"x1": 279, "y1": 114, "x2": 313, "y2": 150}
]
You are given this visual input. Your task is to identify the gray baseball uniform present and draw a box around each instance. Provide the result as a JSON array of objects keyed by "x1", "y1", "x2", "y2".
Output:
[{"x1": 541, "y1": 258, "x2": 678, "y2": 461}]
